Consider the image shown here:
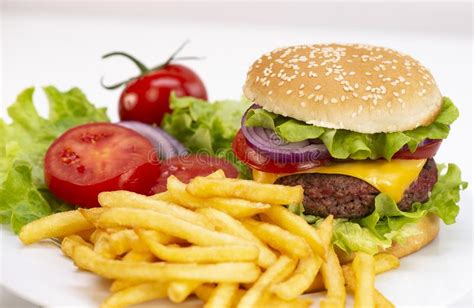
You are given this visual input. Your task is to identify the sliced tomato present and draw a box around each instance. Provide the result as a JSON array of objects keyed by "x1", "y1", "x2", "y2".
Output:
[
  {"x1": 232, "y1": 130, "x2": 327, "y2": 174},
  {"x1": 150, "y1": 154, "x2": 239, "y2": 193},
  {"x1": 393, "y1": 139, "x2": 442, "y2": 159},
  {"x1": 45, "y1": 123, "x2": 160, "y2": 208}
]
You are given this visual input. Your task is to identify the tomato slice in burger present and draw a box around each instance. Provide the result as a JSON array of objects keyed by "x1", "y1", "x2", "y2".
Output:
[
  {"x1": 150, "y1": 154, "x2": 239, "y2": 193},
  {"x1": 393, "y1": 139, "x2": 442, "y2": 159},
  {"x1": 44, "y1": 123, "x2": 160, "y2": 208},
  {"x1": 232, "y1": 129, "x2": 327, "y2": 174}
]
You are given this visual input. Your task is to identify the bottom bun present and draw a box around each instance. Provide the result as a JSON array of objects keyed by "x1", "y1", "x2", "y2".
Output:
[{"x1": 336, "y1": 214, "x2": 440, "y2": 263}]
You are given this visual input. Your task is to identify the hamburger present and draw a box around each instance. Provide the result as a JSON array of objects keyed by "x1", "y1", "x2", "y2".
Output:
[{"x1": 232, "y1": 43, "x2": 466, "y2": 260}]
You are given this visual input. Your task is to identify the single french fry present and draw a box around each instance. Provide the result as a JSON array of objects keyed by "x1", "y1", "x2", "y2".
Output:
[
  {"x1": 71, "y1": 244, "x2": 261, "y2": 283},
  {"x1": 316, "y1": 215, "x2": 334, "y2": 252},
  {"x1": 166, "y1": 176, "x2": 271, "y2": 218},
  {"x1": 204, "y1": 283, "x2": 239, "y2": 308},
  {"x1": 237, "y1": 256, "x2": 297, "y2": 308},
  {"x1": 100, "y1": 282, "x2": 168, "y2": 308},
  {"x1": 196, "y1": 207, "x2": 277, "y2": 268},
  {"x1": 97, "y1": 208, "x2": 251, "y2": 247},
  {"x1": 98, "y1": 190, "x2": 213, "y2": 229},
  {"x1": 262, "y1": 205, "x2": 327, "y2": 259},
  {"x1": 343, "y1": 261, "x2": 395, "y2": 308},
  {"x1": 320, "y1": 245, "x2": 345, "y2": 308},
  {"x1": 137, "y1": 229, "x2": 259, "y2": 263},
  {"x1": 272, "y1": 252, "x2": 322, "y2": 300},
  {"x1": 19, "y1": 210, "x2": 93, "y2": 244},
  {"x1": 168, "y1": 281, "x2": 202, "y2": 303},
  {"x1": 352, "y1": 252, "x2": 375, "y2": 308},
  {"x1": 242, "y1": 218, "x2": 311, "y2": 259},
  {"x1": 186, "y1": 176, "x2": 304, "y2": 205}
]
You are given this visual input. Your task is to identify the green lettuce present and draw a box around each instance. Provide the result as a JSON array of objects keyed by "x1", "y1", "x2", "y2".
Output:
[
  {"x1": 162, "y1": 93, "x2": 251, "y2": 178},
  {"x1": 288, "y1": 163, "x2": 467, "y2": 254},
  {"x1": 245, "y1": 97, "x2": 459, "y2": 160},
  {"x1": 0, "y1": 86, "x2": 109, "y2": 233}
]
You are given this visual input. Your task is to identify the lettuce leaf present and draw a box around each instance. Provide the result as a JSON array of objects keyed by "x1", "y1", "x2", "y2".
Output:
[
  {"x1": 245, "y1": 97, "x2": 459, "y2": 160},
  {"x1": 162, "y1": 93, "x2": 251, "y2": 178},
  {"x1": 0, "y1": 86, "x2": 109, "y2": 233},
  {"x1": 288, "y1": 163, "x2": 466, "y2": 254}
]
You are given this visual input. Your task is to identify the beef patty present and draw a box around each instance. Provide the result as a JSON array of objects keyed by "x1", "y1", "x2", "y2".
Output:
[{"x1": 275, "y1": 158, "x2": 438, "y2": 219}]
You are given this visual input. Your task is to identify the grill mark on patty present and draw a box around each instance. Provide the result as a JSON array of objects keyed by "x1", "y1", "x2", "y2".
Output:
[{"x1": 275, "y1": 158, "x2": 437, "y2": 219}]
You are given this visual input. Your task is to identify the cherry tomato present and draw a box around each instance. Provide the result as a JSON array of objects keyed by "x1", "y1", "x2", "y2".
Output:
[
  {"x1": 232, "y1": 130, "x2": 327, "y2": 174},
  {"x1": 119, "y1": 64, "x2": 207, "y2": 125},
  {"x1": 150, "y1": 154, "x2": 238, "y2": 193},
  {"x1": 45, "y1": 123, "x2": 160, "y2": 208},
  {"x1": 393, "y1": 139, "x2": 442, "y2": 159}
]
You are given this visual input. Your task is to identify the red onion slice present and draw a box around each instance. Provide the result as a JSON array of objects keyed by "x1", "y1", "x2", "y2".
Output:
[
  {"x1": 241, "y1": 105, "x2": 330, "y2": 163},
  {"x1": 118, "y1": 121, "x2": 187, "y2": 159}
]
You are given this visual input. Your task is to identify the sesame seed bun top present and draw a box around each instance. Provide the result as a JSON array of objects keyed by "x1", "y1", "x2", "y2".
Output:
[{"x1": 243, "y1": 43, "x2": 443, "y2": 134}]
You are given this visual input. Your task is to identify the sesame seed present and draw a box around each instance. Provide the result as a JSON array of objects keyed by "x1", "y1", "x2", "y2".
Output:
[
  {"x1": 286, "y1": 90, "x2": 293, "y2": 95},
  {"x1": 308, "y1": 94, "x2": 315, "y2": 99},
  {"x1": 331, "y1": 98, "x2": 338, "y2": 103},
  {"x1": 268, "y1": 91, "x2": 273, "y2": 95},
  {"x1": 299, "y1": 84, "x2": 305, "y2": 89},
  {"x1": 314, "y1": 85, "x2": 321, "y2": 90}
]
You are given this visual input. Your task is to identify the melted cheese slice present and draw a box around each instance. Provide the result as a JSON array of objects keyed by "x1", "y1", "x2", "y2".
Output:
[{"x1": 252, "y1": 159, "x2": 427, "y2": 202}]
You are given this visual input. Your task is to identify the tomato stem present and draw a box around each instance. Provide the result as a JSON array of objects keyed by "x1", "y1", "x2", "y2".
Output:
[
  {"x1": 101, "y1": 40, "x2": 203, "y2": 90},
  {"x1": 102, "y1": 51, "x2": 149, "y2": 73}
]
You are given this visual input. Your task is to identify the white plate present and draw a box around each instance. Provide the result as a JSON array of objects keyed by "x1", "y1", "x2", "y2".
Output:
[{"x1": 1, "y1": 193, "x2": 472, "y2": 308}]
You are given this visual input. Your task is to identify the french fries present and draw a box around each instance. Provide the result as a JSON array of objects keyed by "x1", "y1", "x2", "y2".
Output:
[
  {"x1": 342, "y1": 254, "x2": 397, "y2": 308},
  {"x1": 97, "y1": 207, "x2": 251, "y2": 247},
  {"x1": 197, "y1": 207, "x2": 277, "y2": 268},
  {"x1": 352, "y1": 252, "x2": 376, "y2": 308},
  {"x1": 137, "y1": 229, "x2": 259, "y2": 263},
  {"x1": 19, "y1": 210, "x2": 94, "y2": 244},
  {"x1": 72, "y1": 244, "x2": 261, "y2": 283},
  {"x1": 98, "y1": 190, "x2": 213, "y2": 229},
  {"x1": 320, "y1": 245, "x2": 346, "y2": 307},
  {"x1": 186, "y1": 176, "x2": 304, "y2": 205},
  {"x1": 262, "y1": 205, "x2": 327, "y2": 258},
  {"x1": 242, "y1": 218, "x2": 311, "y2": 259},
  {"x1": 237, "y1": 256, "x2": 297, "y2": 307},
  {"x1": 205, "y1": 283, "x2": 239, "y2": 308},
  {"x1": 167, "y1": 176, "x2": 271, "y2": 218},
  {"x1": 19, "y1": 169, "x2": 400, "y2": 308},
  {"x1": 101, "y1": 282, "x2": 168, "y2": 308},
  {"x1": 271, "y1": 252, "x2": 322, "y2": 300},
  {"x1": 168, "y1": 281, "x2": 202, "y2": 303}
]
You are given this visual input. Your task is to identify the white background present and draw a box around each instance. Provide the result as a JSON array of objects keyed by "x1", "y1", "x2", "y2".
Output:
[{"x1": 1, "y1": 1, "x2": 473, "y2": 307}]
